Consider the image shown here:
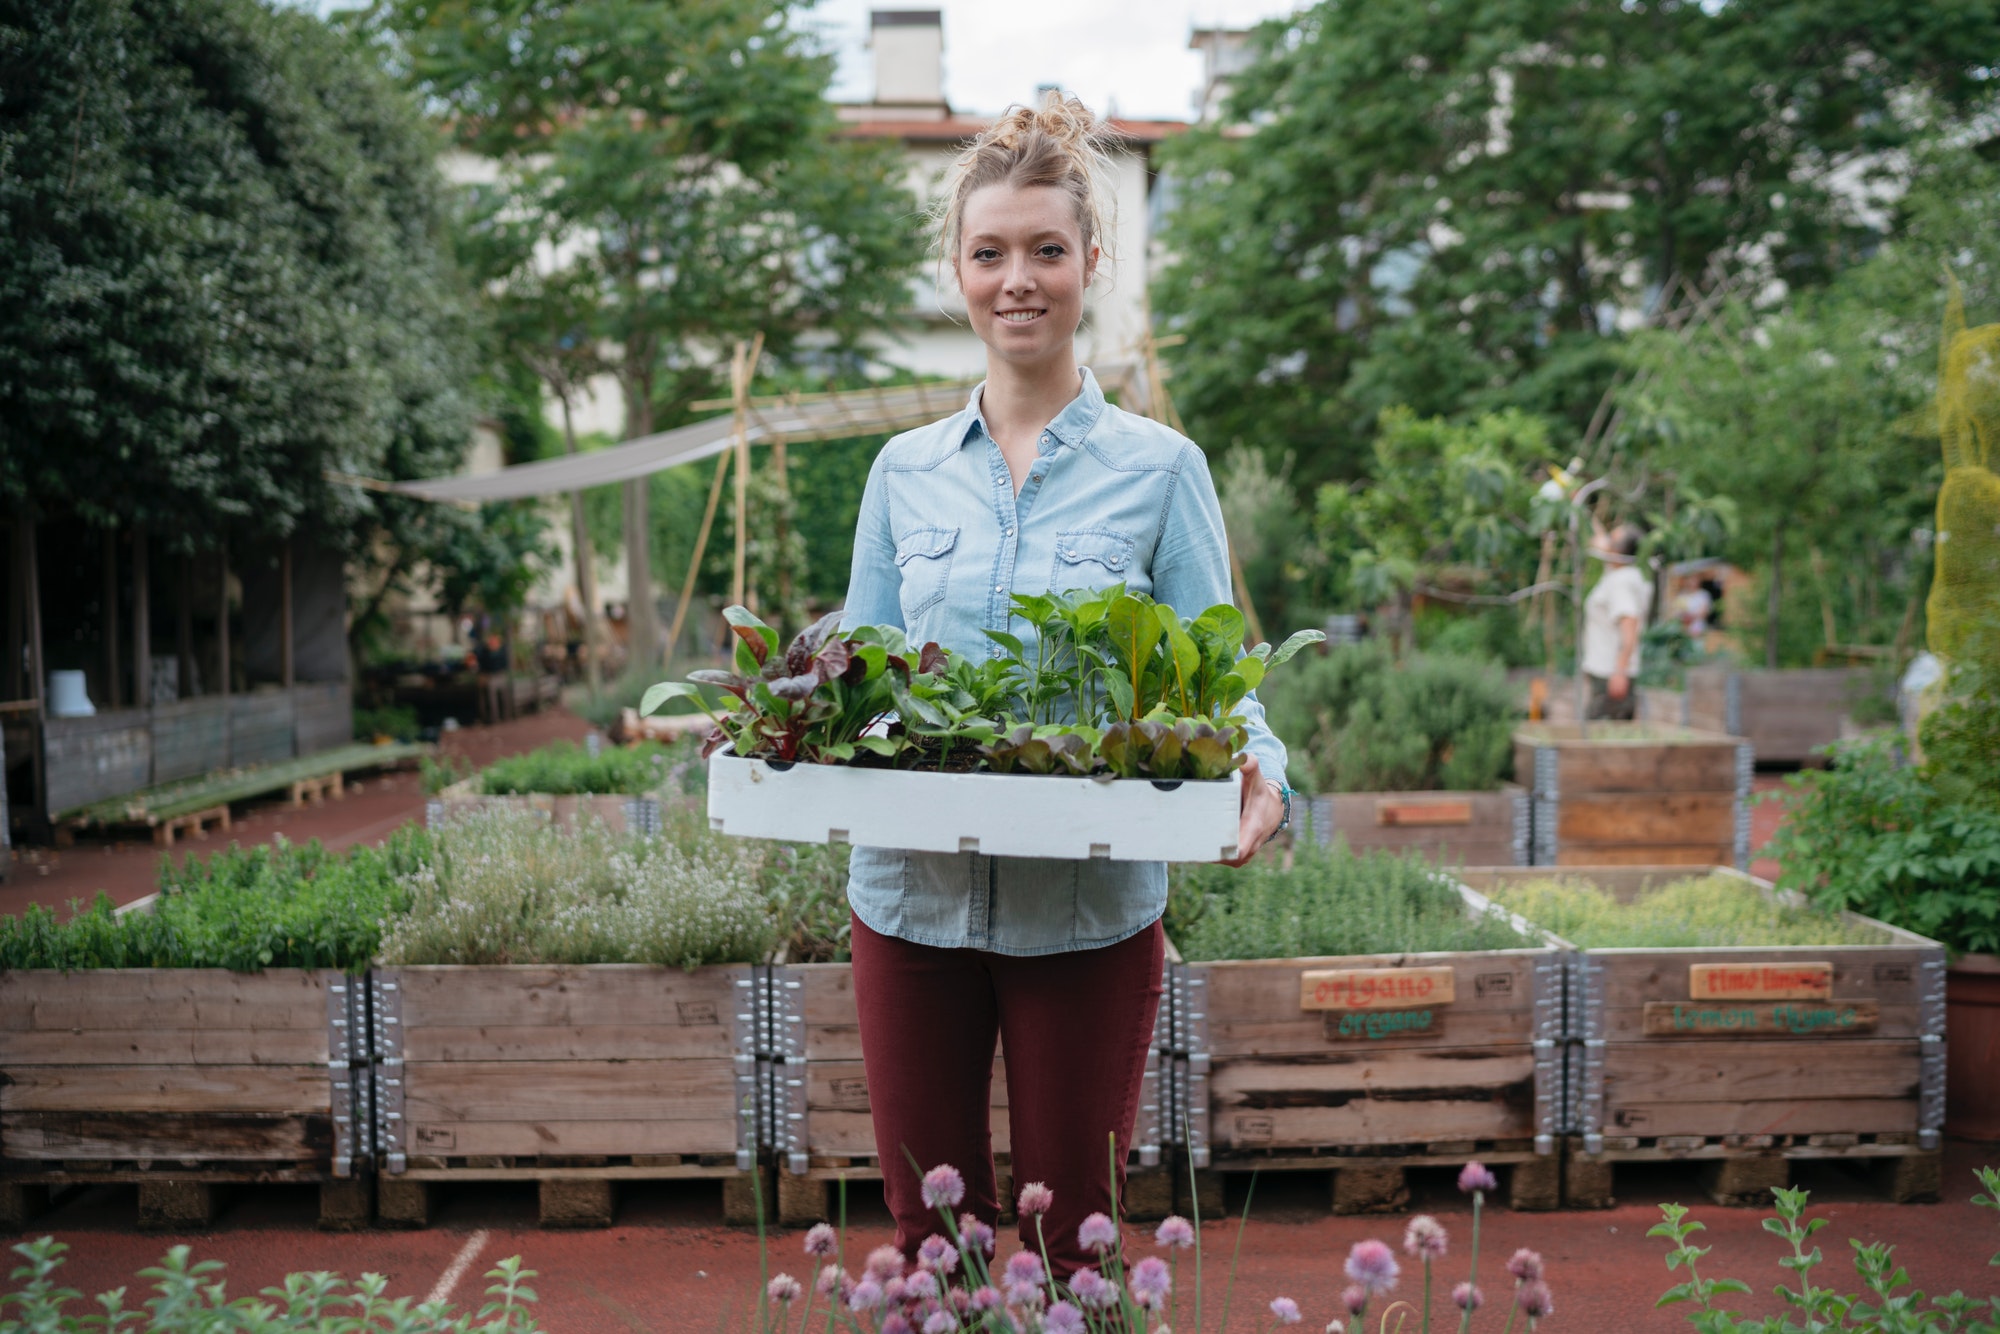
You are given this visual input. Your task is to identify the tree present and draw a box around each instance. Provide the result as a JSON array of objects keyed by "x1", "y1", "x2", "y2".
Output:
[
  {"x1": 1153, "y1": 0, "x2": 2000, "y2": 490},
  {"x1": 0, "y1": 0, "x2": 480, "y2": 563},
  {"x1": 375, "y1": 0, "x2": 921, "y2": 669}
]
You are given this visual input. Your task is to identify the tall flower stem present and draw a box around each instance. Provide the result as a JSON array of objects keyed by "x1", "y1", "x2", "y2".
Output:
[
  {"x1": 1457, "y1": 1189, "x2": 1484, "y2": 1334},
  {"x1": 1217, "y1": 1170, "x2": 1258, "y2": 1334},
  {"x1": 1423, "y1": 1256, "x2": 1433, "y2": 1332},
  {"x1": 1036, "y1": 1214, "x2": 1059, "y2": 1305},
  {"x1": 1186, "y1": 1110, "x2": 1204, "y2": 1334},
  {"x1": 1109, "y1": 1132, "x2": 1138, "y2": 1332}
]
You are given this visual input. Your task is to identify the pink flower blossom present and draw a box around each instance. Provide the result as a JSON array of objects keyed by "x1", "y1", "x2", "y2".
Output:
[
  {"x1": 1343, "y1": 1240, "x2": 1399, "y2": 1295},
  {"x1": 1402, "y1": 1215, "x2": 1448, "y2": 1260},
  {"x1": 885, "y1": 1277, "x2": 910, "y2": 1305},
  {"x1": 970, "y1": 1286, "x2": 1003, "y2": 1312},
  {"x1": 1506, "y1": 1248, "x2": 1544, "y2": 1282},
  {"x1": 1516, "y1": 1280, "x2": 1554, "y2": 1320},
  {"x1": 849, "y1": 1279, "x2": 884, "y2": 1312},
  {"x1": 904, "y1": 1271, "x2": 939, "y2": 1302},
  {"x1": 1341, "y1": 1285, "x2": 1368, "y2": 1316},
  {"x1": 1004, "y1": 1280, "x2": 1043, "y2": 1310},
  {"x1": 1018, "y1": 1182, "x2": 1055, "y2": 1217},
  {"x1": 1453, "y1": 1283, "x2": 1483, "y2": 1312},
  {"x1": 957, "y1": 1214, "x2": 996, "y2": 1257},
  {"x1": 880, "y1": 1316, "x2": 913, "y2": 1334},
  {"x1": 1070, "y1": 1267, "x2": 1116, "y2": 1309},
  {"x1": 1004, "y1": 1251, "x2": 1045, "y2": 1289},
  {"x1": 1325, "y1": 1323, "x2": 1346, "y2": 1333},
  {"x1": 767, "y1": 1274, "x2": 801, "y2": 1304},
  {"x1": 1043, "y1": 1301, "x2": 1086, "y2": 1334},
  {"x1": 923, "y1": 1312, "x2": 957, "y2": 1334},
  {"x1": 949, "y1": 1288, "x2": 971, "y2": 1315},
  {"x1": 1077, "y1": 1212, "x2": 1118, "y2": 1252},
  {"x1": 1457, "y1": 1162, "x2": 1498, "y2": 1194},
  {"x1": 804, "y1": 1223, "x2": 838, "y2": 1258},
  {"x1": 1130, "y1": 1256, "x2": 1172, "y2": 1310},
  {"x1": 919, "y1": 1235, "x2": 957, "y2": 1273},
  {"x1": 1155, "y1": 1215, "x2": 1196, "y2": 1249},
  {"x1": 923, "y1": 1164, "x2": 967, "y2": 1210},
  {"x1": 1270, "y1": 1296, "x2": 1303, "y2": 1325},
  {"x1": 866, "y1": 1244, "x2": 905, "y2": 1281}
]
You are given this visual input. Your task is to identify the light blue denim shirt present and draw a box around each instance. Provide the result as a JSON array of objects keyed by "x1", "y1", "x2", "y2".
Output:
[{"x1": 839, "y1": 367, "x2": 1288, "y2": 956}]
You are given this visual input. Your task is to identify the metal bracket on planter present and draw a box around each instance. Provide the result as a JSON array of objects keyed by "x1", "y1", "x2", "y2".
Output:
[
  {"x1": 1181, "y1": 1053, "x2": 1212, "y2": 1168},
  {"x1": 1531, "y1": 746, "x2": 1559, "y2": 866},
  {"x1": 733, "y1": 969, "x2": 762, "y2": 1172},
  {"x1": 1572, "y1": 955, "x2": 1606, "y2": 1154},
  {"x1": 766, "y1": 966, "x2": 811, "y2": 1174},
  {"x1": 326, "y1": 974, "x2": 359, "y2": 1178},
  {"x1": 370, "y1": 972, "x2": 407, "y2": 1174},
  {"x1": 1173, "y1": 965, "x2": 1213, "y2": 1164},
  {"x1": 1724, "y1": 673, "x2": 1743, "y2": 739},
  {"x1": 1134, "y1": 1049, "x2": 1162, "y2": 1168},
  {"x1": 423, "y1": 798, "x2": 444, "y2": 828},
  {"x1": 1510, "y1": 788, "x2": 1532, "y2": 867},
  {"x1": 1733, "y1": 743, "x2": 1755, "y2": 870},
  {"x1": 1917, "y1": 950, "x2": 1948, "y2": 1150},
  {"x1": 1308, "y1": 796, "x2": 1334, "y2": 848},
  {"x1": 623, "y1": 795, "x2": 663, "y2": 837},
  {"x1": 1531, "y1": 952, "x2": 1562, "y2": 1155}
]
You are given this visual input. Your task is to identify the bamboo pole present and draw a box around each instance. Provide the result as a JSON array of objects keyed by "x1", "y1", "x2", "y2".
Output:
[
  {"x1": 729, "y1": 333, "x2": 765, "y2": 612},
  {"x1": 558, "y1": 394, "x2": 604, "y2": 700}
]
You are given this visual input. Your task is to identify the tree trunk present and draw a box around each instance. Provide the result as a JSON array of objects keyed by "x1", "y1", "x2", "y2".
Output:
[{"x1": 1766, "y1": 525, "x2": 1784, "y2": 670}]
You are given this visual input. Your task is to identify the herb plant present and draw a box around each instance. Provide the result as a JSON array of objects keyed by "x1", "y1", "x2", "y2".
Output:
[
  {"x1": 477, "y1": 738, "x2": 688, "y2": 795},
  {"x1": 0, "y1": 828, "x2": 432, "y2": 972},
  {"x1": 1484, "y1": 873, "x2": 1888, "y2": 949},
  {"x1": 1168, "y1": 838, "x2": 1527, "y2": 961}
]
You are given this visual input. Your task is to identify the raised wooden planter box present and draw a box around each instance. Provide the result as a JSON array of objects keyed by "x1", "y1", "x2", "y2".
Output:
[
  {"x1": 709, "y1": 754, "x2": 1240, "y2": 862},
  {"x1": 766, "y1": 960, "x2": 1170, "y2": 1225},
  {"x1": 1686, "y1": 666, "x2": 1878, "y2": 765},
  {"x1": 369, "y1": 964, "x2": 762, "y2": 1227},
  {"x1": 426, "y1": 780, "x2": 665, "y2": 835},
  {"x1": 1307, "y1": 787, "x2": 1527, "y2": 866},
  {"x1": 1169, "y1": 880, "x2": 1565, "y2": 1212},
  {"x1": 1456, "y1": 866, "x2": 1946, "y2": 1207},
  {"x1": 1536, "y1": 678, "x2": 1685, "y2": 727},
  {"x1": 1514, "y1": 722, "x2": 1750, "y2": 868},
  {"x1": 0, "y1": 968, "x2": 367, "y2": 1230}
]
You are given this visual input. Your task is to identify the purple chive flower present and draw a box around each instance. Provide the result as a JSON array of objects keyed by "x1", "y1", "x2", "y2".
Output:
[
  {"x1": 1506, "y1": 1248, "x2": 1545, "y2": 1282},
  {"x1": 950, "y1": 1289, "x2": 972, "y2": 1316},
  {"x1": 957, "y1": 1214, "x2": 996, "y2": 1257},
  {"x1": 1155, "y1": 1215, "x2": 1196, "y2": 1249},
  {"x1": 1043, "y1": 1301, "x2": 1087, "y2": 1334},
  {"x1": 1517, "y1": 1280, "x2": 1554, "y2": 1320},
  {"x1": 1325, "y1": 1323, "x2": 1346, "y2": 1333},
  {"x1": 1070, "y1": 1267, "x2": 1116, "y2": 1310},
  {"x1": 1458, "y1": 1162, "x2": 1498, "y2": 1194},
  {"x1": 804, "y1": 1223, "x2": 839, "y2": 1258},
  {"x1": 919, "y1": 1235, "x2": 956, "y2": 1272},
  {"x1": 1342, "y1": 1284, "x2": 1369, "y2": 1316},
  {"x1": 970, "y1": 1286, "x2": 1003, "y2": 1312},
  {"x1": 1453, "y1": 1283, "x2": 1484, "y2": 1312},
  {"x1": 923, "y1": 1312, "x2": 957, "y2": 1334},
  {"x1": 904, "y1": 1271, "x2": 938, "y2": 1302},
  {"x1": 883, "y1": 1277, "x2": 908, "y2": 1305},
  {"x1": 1018, "y1": 1182, "x2": 1055, "y2": 1217},
  {"x1": 866, "y1": 1244, "x2": 906, "y2": 1281},
  {"x1": 1129, "y1": 1256, "x2": 1172, "y2": 1310},
  {"x1": 1004, "y1": 1251, "x2": 1045, "y2": 1289},
  {"x1": 767, "y1": 1274, "x2": 801, "y2": 1304},
  {"x1": 1004, "y1": 1280, "x2": 1043, "y2": 1310},
  {"x1": 1270, "y1": 1296, "x2": 1303, "y2": 1325},
  {"x1": 815, "y1": 1265, "x2": 848, "y2": 1298},
  {"x1": 1077, "y1": 1212, "x2": 1118, "y2": 1252},
  {"x1": 849, "y1": 1279, "x2": 885, "y2": 1312},
  {"x1": 923, "y1": 1164, "x2": 967, "y2": 1210},
  {"x1": 1402, "y1": 1215, "x2": 1448, "y2": 1261},
  {"x1": 1343, "y1": 1240, "x2": 1400, "y2": 1295},
  {"x1": 880, "y1": 1316, "x2": 913, "y2": 1334}
]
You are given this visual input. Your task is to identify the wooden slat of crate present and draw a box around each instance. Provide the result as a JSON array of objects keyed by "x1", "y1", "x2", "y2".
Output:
[
  {"x1": 0, "y1": 1028, "x2": 329, "y2": 1065},
  {"x1": 1602, "y1": 1039, "x2": 1917, "y2": 1104},
  {"x1": 1, "y1": 1064, "x2": 330, "y2": 1114},
  {"x1": 1594, "y1": 945, "x2": 1930, "y2": 1006},
  {"x1": 3, "y1": 1111, "x2": 331, "y2": 1162},
  {"x1": 0, "y1": 968, "x2": 335, "y2": 1034},
  {"x1": 798, "y1": 961, "x2": 863, "y2": 1061},
  {"x1": 1604, "y1": 1003, "x2": 1922, "y2": 1041},
  {"x1": 403, "y1": 1059, "x2": 737, "y2": 1122},
  {"x1": 1514, "y1": 727, "x2": 1740, "y2": 794},
  {"x1": 1554, "y1": 844, "x2": 1734, "y2": 866},
  {"x1": 1316, "y1": 789, "x2": 1520, "y2": 865},
  {"x1": 1600, "y1": 1098, "x2": 1920, "y2": 1139},
  {"x1": 1199, "y1": 953, "x2": 1541, "y2": 1059},
  {"x1": 393, "y1": 964, "x2": 738, "y2": 1056},
  {"x1": 1553, "y1": 793, "x2": 1736, "y2": 846},
  {"x1": 1216, "y1": 1097, "x2": 1530, "y2": 1151},
  {"x1": 403, "y1": 1118, "x2": 741, "y2": 1159}
]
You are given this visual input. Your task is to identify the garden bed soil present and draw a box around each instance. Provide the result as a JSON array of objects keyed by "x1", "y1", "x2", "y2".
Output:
[
  {"x1": 1306, "y1": 785, "x2": 1527, "y2": 866},
  {"x1": 1685, "y1": 665, "x2": 1880, "y2": 766},
  {"x1": 1514, "y1": 721, "x2": 1750, "y2": 867},
  {"x1": 707, "y1": 753, "x2": 1241, "y2": 862},
  {"x1": 0, "y1": 968, "x2": 367, "y2": 1230},
  {"x1": 1167, "y1": 879, "x2": 1564, "y2": 1210},
  {"x1": 1456, "y1": 865, "x2": 1946, "y2": 1207}
]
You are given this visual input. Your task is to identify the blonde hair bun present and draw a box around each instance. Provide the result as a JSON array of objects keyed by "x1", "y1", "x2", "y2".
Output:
[{"x1": 932, "y1": 89, "x2": 1118, "y2": 266}]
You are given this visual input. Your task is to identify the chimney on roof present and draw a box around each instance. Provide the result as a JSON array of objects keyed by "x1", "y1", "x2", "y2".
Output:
[{"x1": 870, "y1": 10, "x2": 945, "y2": 109}]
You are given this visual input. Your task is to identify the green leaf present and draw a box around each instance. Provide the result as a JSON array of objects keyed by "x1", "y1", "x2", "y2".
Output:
[
  {"x1": 639, "y1": 681, "x2": 702, "y2": 717},
  {"x1": 1267, "y1": 628, "x2": 1327, "y2": 668},
  {"x1": 983, "y1": 629, "x2": 1028, "y2": 659},
  {"x1": 852, "y1": 736, "x2": 900, "y2": 756}
]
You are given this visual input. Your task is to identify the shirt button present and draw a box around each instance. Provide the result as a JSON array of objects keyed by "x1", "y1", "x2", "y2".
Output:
[{"x1": 996, "y1": 585, "x2": 1005, "y2": 593}]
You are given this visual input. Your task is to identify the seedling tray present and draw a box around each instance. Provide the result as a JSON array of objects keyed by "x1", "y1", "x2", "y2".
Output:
[{"x1": 707, "y1": 753, "x2": 1241, "y2": 861}]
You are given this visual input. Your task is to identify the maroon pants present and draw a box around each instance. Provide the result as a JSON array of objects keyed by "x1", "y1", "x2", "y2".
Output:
[{"x1": 850, "y1": 914, "x2": 1164, "y2": 1278}]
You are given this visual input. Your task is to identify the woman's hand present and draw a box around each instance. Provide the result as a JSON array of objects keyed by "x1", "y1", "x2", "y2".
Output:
[{"x1": 1220, "y1": 753, "x2": 1284, "y2": 868}]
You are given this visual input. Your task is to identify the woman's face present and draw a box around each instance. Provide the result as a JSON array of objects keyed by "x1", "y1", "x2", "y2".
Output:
[{"x1": 955, "y1": 183, "x2": 1097, "y2": 369}]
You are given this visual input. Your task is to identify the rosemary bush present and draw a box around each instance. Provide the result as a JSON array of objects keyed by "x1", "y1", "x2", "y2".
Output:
[
  {"x1": 377, "y1": 806, "x2": 781, "y2": 968},
  {"x1": 476, "y1": 739, "x2": 688, "y2": 795},
  {"x1": 1169, "y1": 839, "x2": 1526, "y2": 961},
  {"x1": 0, "y1": 828, "x2": 430, "y2": 971},
  {"x1": 1484, "y1": 873, "x2": 1888, "y2": 949}
]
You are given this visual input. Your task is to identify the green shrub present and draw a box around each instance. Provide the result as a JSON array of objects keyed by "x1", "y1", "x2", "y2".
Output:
[
  {"x1": 476, "y1": 739, "x2": 688, "y2": 796},
  {"x1": 758, "y1": 838, "x2": 853, "y2": 963},
  {"x1": 2, "y1": 1236, "x2": 540, "y2": 1333},
  {"x1": 353, "y1": 703, "x2": 419, "y2": 742},
  {"x1": 377, "y1": 806, "x2": 780, "y2": 968},
  {"x1": 1168, "y1": 838, "x2": 1527, "y2": 961},
  {"x1": 1484, "y1": 873, "x2": 1886, "y2": 949},
  {"x1": 1767, "y1": 736, "x2": 2000, "y2": 955},
  {"x1": 1258, "y1": 641, "x2": 1518, "y2": 794},
  {"x1": 0, "y1": 828, "x2": 431, "y2": 971}
]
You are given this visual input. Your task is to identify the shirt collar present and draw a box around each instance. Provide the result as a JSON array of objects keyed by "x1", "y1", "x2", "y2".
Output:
[{"x1": 960, "y1": 366, "x2": 1108, "y2": 452}]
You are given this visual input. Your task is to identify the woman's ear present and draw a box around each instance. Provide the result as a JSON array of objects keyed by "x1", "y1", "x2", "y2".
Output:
[{"x1": 1085, "y1": 244, "x2": 1101, "y2": 286}]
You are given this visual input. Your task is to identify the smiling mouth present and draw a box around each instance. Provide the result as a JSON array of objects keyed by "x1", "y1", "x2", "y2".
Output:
[{"x1": 996, "y1": 309, "x2": 1045, "y2": 324}]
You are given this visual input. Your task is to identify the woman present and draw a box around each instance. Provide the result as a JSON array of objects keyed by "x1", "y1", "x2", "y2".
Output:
[{"x1": 840, "y1": 93, "x2": 1289, "y2": 1275}]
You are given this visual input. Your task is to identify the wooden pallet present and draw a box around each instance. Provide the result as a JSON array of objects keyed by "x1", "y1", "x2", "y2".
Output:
[
  {"x1": 0, "y1": 1167, "x2": 371, "y2": 1232},
  {"x1": 378, "y1": 1156, "x2": 766, "y2": 1229},
  {"x1": 1561, "y1": 1133, "x2": 1942, "y2": 1208},
  {"x1": 287, "y1": 772, "x2": 344, "y2": 807},
  {"x1": 153, "y1": 803, "x2": 230, "y2": 847},
  {"x1": 1187, "y1": 1140, "x2": 1560, "y2": 1216}
]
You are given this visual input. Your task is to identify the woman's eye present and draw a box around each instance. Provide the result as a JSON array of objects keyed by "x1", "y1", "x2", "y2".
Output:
[
  {"x1": 972, "y1": 248, "x2": 999, "y2": 262},
  {"x1": 1037, "y1": 245, "x2": 1066, "y2": 259}
]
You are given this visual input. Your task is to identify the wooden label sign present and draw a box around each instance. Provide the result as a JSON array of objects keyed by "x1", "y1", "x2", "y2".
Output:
[
  {"x1": 1688, "y1": 962, "x2": 1832, "y2": 1001},
  {"x1": 1300, "y1": 966, "x2": 1456, "y2": 1011},
  {"x1": 1324, "y1": 1008, "x2": 1444, "y2": 1042},
  {"x1": 1377, "y1": 800, "x2": 1472, "y2": 827},
  {"x1": 1643, "y1": 1000, "x2": 1878, "y2": 1037}
]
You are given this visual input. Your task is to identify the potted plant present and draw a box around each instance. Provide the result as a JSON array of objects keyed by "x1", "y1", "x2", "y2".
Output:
[{"x1": 643, "y1": 591, "x2": 1322, "y2": 863}]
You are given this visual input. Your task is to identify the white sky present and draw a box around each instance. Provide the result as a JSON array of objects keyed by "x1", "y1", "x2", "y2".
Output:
[{"x1": 308, "y1": 0, "x2": 1306, "y2": 124}]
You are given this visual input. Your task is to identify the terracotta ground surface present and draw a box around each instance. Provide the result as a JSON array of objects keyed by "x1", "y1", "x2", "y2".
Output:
[{"x1": 14, "y1": 1141, "x2": 1999, "y2": 1332}]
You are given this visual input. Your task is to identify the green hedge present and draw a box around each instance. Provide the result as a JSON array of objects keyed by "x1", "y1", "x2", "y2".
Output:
[{"x1": 476, "y1": 739, "x2": 697, "y2": 796}]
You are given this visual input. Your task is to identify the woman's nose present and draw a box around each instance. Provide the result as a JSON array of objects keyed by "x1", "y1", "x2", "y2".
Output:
[{"x1": 1003, "y1": 257, "x2": 1036, "y2": 293}]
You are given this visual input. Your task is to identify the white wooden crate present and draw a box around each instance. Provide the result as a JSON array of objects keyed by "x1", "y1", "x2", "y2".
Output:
[{"x1": 708, "y1": 754, "x2": 1242, "y2": 861}]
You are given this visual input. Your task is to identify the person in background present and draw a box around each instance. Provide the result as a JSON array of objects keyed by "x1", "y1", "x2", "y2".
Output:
[{"x1": 1583, "y1": 521, "x2": 1653, "y2": 720}]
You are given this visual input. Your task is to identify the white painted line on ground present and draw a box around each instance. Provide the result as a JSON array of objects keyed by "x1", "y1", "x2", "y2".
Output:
[{"x1": 427, "y1": 1229, "x2": 490, "y2": 1307}]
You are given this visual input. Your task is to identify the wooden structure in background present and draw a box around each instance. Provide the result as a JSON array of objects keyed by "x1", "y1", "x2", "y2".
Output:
[
  {"x1": 1684, "y1": 665, "x2": 1879, "y2": 766},
  {"x1": 1514, "y1": 722, "x2": 1751, "y2": 868},
  {"x1": 1308, "y1": 786, "x2": 1528, "y2": 866}
]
